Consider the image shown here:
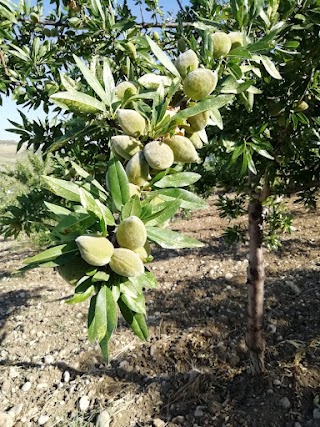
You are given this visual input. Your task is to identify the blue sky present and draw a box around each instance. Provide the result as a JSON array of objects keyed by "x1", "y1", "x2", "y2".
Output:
[{"x1": 0, "y1": 0, "x2": 190, "y2": 141}]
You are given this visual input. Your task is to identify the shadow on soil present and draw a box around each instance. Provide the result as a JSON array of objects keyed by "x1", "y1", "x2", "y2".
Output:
[{"x1": 0, "y1": 288, "x2": 44, "y2": 346}]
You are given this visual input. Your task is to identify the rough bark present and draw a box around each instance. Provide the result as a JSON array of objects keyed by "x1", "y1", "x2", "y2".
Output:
[{"x1": 246, "y1": 198, "x2": 266, "y2": 374}]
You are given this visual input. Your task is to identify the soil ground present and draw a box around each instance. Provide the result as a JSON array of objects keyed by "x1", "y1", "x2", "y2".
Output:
[{"x1": 0, "y1": 197, "x2": 320, "y2": 427}]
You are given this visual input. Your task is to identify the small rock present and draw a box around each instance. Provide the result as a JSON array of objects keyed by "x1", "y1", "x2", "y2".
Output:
[
  {"x1": 194, "y1": 406, "x2": 204, "y2": 417},
  {"x1": 294, "y1": 423, "x2": 302, "y2": 427},
  {"x1": 273, "y1": 379, "x2": 281, "y2": 386},
  {"x1": 44, "y1": 355, "x2": 54, "y2": 364},
  {"x1": 313, "y1": 408, "x2": 320, "y2": 420},
  {"x1": 0, "y1": 412, "x2": 14, "y2": 427},
  {"x1": 267, "y1": 324, "x2": 277, "y2": 334},
  {"x1": 96, "y1": 410, "x2": 111, "y2": 427},
  {"x1": 63, "y1": 371, "x2": 70, "y2": 383},
  {"x1": 79, "y1": 396, "x2": 90, "y2": 412},
  {"x1": 38, "y1": 415, "x2": 49, "y2": 425},
  {"x1": 153, "y1": 418, "x2": 165, "y2": 427},
  {"x1": 279, "y1": 397, "x2": 291, "y2": 409},
  {"x1": 8, "y1": 403, "x2": 24, "y2": 419},
  {"x1": 208, "y1": 401, "x2": 222, "y2": 414},
  {"x1": 21, "y1": 381, "x2": 32, "y2": 392},
  {"x1": 225, "y1": 272, "x2": 233, "y2": 280},
  {"x1": 171, "y1": 415, "x2": 185, "y2": 424}
]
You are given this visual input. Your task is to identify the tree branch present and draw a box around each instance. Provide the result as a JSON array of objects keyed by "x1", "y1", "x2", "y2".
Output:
[{"x1": 176, "y1": 0, "x2": 185, "y2": 13}]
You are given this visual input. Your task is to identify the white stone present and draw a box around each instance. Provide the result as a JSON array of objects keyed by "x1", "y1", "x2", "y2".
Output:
[
  {"x1": 225, "y1": 272, "x2": 233, "y2": 280},
  {"x1": 267, "y1": 324, "x2": 277, "y2": 334},
  {"x1": 8, "y1": 403, "x2": 24, "y2": 419},
  {"x1": 96, "y1": 410, "x2": 111, "y2": 427},
  {"x1": 38, "y1": 415, "x2": 49, "y2": 425},
  {"x1": 0, "y1": 413, "x2": 14, "y2": 427},
  {"x1": 279, "y1": 397, "x2": 290, "y2": 409},
  {"x1": 21, "y1": 381, "x2": 32, "y2": 392},
  {"x1": 63, "y1": 371, "x2": 70, "y2": 383},
  {"x1": 44, "y1": 355, "x2": 54, "y2": 364},
  {"x1": 273, "y1": 379, "x2": 281, "y2": 386},
  {"x1": 153, "y1": 419, "x2": 165, "y2": 427},
  {"x1": 79, "y1": 396, "x2": 90, "y2": 412}
]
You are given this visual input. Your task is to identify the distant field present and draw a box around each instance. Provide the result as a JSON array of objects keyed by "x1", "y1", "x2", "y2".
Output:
[{"x1": 0, "y1": 141, "x2": 26, "y2": 166}]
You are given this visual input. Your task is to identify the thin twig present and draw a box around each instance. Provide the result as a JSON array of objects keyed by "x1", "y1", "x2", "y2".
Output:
[{"x1": 176, "y1": 0, "x2": 185, "y2": 13}]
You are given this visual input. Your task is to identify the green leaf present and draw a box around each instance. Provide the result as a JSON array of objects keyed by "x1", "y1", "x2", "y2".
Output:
[
  {"x1": 146, "y1": 35, "x2": 180, "y2": 78},
  {"x1": 66, "y1": 282, "x2": 95, "y2": 304},
  {"x1": 50, "y1": 91, "x2": 106, "y2": 114},
  {"x1": 107, "y1": 156, "x2": 130, "y2": 211},
  {"x1": 103, "y1": 59, "x2": 115, "y2": 107},
  {"x1": 99, "y1": 286, "x2": 118, "y2": 361},
  {"x1": 88, "y1": 286, "x2": 114, "y2": 343},
  {"x1": 210, "y1": 108, "x2": 223, "y2": 130},
  {"x1": 73, "y1": 55, "x2": 110, "y2": 105},
  {"x1": 153, "y1": 172, "x2": 201, "y2": 188},
  {"x1": 156, "y1": 188, "x2": 207, "y2": 210},
  {"x1": 121, "y1": 195, "x2": 142, "y2": 220},
  {"x1": 70, "y1": 161, "x2": 108, "y2": 195},
  {"x1": 118, "y1": 298, "x2": 148, "y2": 341},
  {"x1": 260, "y1": 55, "x2": 282, "y2": 80},
  {"x1": 44, "y1": 202, "x2": 71, "y2": 216},
  {"x1": 173, "y1": 95, "x2": 234, "y2": 121},
  {"x1": 42, "y1": 176, "x2": 80, "y2": 202},
  {"x1": 146, "y1": 226, "x2": 204, "y2": 249},
  {"x1": 92, "y1": 271, "x2": 110, "y2": 282},
  {"x1": 53, "y1": 212, "x2": 96, "y2": 236},
  {"x1": 129, "y1": 271, "x2": 157, "y2": 290},
  {"x1": 121, "y1": 293, "x2": 146, "y2": 315},
  {"x1": 24, "y1": 243, "x2": 78, "y2": 265},
  {"x1": 79, "y1": 188, "x2": 102, "y2": 218},
  {"x1": 143, "y1": 200, "x2": 181, "y2": 227},
  {"x1": 120, "y1": 280, "x2": 142, "y2": 297}
]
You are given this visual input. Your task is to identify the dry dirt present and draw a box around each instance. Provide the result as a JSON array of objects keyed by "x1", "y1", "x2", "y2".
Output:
[{"x1": 0, "y1": 197, "x2": 320, "y2": 427}]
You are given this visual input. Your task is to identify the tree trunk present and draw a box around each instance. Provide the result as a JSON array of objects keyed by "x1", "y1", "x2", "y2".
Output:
[{"x1": 246, "y1": 198, "x2": 266, "y2": 374}]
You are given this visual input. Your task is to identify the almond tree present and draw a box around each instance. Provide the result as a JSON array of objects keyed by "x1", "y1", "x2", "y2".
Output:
[{"x1": 1, "y1": 0, "x2": 318, "y2": 373}]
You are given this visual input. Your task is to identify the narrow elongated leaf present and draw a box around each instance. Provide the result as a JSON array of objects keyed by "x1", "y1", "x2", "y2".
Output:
[
  {"x1": 79, "y1": 188, "x2": 102, "y2": 220},
  {"x1": 43, "y1": 176, "x2": 80, "y2": 202},
  {"x1": 143, "y1": 200, "x2": 181, "y2": 227},
  {"x1": 146, "y1": 226, "x2": 204, "y2": 249},
  {"x1": 121, "y1": 293, "x2": 146, "y2": 315},
  {"x1": 146, "y1": 35, "x2": 180, "y2": 78},
  {"x1": 50, "y1": 91, "x2": 106, "y2": 114},
  {"x1": 121, "y1": 195, "x2": 142, "y2": 220},
  {"x1": 260, "y1": 55, "x2": 282, "y2": 80},
  {"x1": 102, "y1": 286, "x2": 118, "y2": 360},
  {"x1": 73, "y1": 55, "x2": 109, "y2": 104},
  {"x1": 157, "y1": 188, "x2": 207, "y2": 210},
  {"x1": 24, "y1": 243, "x2": 77, "y2": 265},
  {"x1": 173, "y1": 95, "x2": 234, "y2": 121},
  {"x1": 71, "y1": 161, "x2": 107, "y2": 194},
  {"x1": 153, "y1": 172, "x2": 201, "y2": 188},
  {"x1": 44, "y1": 202, "x2": 71, "y2": 216},
  {"x1": 66, "y1": 282, "x2": 95, "y2": 304},
  {"x1": 129, "y1": 271, "x2": 157, "y2": 290},
  {"x1": 210, "y1": 109, "x2": 223, "y2": 130},
  {"x1": 107, "y1": 156, "x2": 130, "y2": 211},
  {"x1": 118, "y1": 298, "x2": 148, "y2": 341},
  {"x1": 103, "y1": 59, "x2": 115, "y2": 106}
]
